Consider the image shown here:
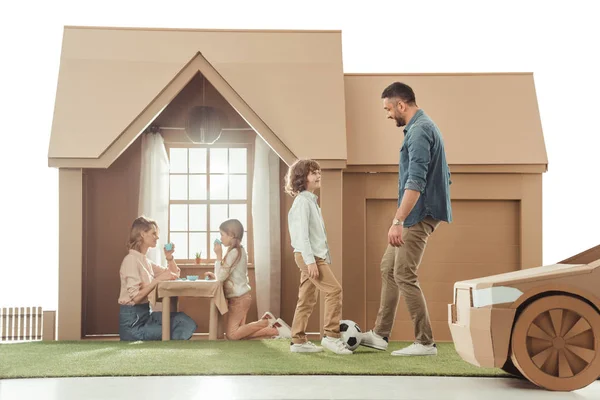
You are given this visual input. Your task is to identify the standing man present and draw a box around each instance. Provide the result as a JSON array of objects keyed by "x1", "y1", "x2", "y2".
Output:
[{"x1": 361, "y1": 82, "x2": 452, "y2": 356}]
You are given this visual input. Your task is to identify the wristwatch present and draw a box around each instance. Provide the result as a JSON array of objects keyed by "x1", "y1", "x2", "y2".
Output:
[{"x1": 392, "y1": 219, "x2": 404, "y2": 226}]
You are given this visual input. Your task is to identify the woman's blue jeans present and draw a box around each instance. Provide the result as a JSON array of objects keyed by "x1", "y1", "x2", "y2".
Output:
[{"x1": 119, "y1": 303, "x2": 197, "y2": 341}]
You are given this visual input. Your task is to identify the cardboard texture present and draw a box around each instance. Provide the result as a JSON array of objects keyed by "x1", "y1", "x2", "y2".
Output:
[
  {"x1": 560, "y1": 244, "x2": 600, "y2": 265},
  {"x1": 344, "y1": 74, "x2": 547, "y2": 167},
  {"x1": 449, "y1": 255, "x2": 600, "y2": 391},
  {"x1": 49, "y1": 25, "x2": 549, "y2": 361},
  {"x1": 150, "y1": 280, "x2": 228, "y2": 315},
  {"x1": 48, "y1": 27, "x2": 347, "y2": 164}
]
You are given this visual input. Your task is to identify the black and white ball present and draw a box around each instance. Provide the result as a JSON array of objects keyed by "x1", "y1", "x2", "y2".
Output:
[{"x1": 340, "y1": 319, "x2": 362, "y2": 351}]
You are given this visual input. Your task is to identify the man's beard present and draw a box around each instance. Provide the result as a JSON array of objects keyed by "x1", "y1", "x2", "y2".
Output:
[{"x1": 395, "y1": 116, "x2": 406, "y2": 127}]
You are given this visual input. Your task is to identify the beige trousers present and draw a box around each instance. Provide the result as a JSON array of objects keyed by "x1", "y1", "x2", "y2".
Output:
[
  {"x1": 290, "y1": 254, "x2": 343, "y2": 344},
  {"x1": 374, "y1": 216, "x2": 441, "y2": 345},
  {"x1": 226, "y1": 293, "x2": 278, "y2": 340}
]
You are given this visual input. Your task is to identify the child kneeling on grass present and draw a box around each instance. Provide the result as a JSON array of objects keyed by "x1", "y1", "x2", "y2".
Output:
[
  {"x1": 285, "y1": 159, "x2": 352, "y2": 355},
  {"x1": 204, "y1": 219, "x2": 291, "y2": 340}
]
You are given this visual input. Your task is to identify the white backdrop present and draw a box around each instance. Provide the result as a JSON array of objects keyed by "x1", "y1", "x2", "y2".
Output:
[{"x1": 1, "y1": 0, "x2": 598, "y2": 309}]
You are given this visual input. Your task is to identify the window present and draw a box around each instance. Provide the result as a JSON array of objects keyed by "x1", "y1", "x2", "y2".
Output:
[{"x1": 166, "y1": 144, "x2": 253, "y2": 263}]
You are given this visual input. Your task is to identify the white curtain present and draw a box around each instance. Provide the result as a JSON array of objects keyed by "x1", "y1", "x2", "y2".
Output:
[
  {"x1": 138, "y1": 132, "x2": 170, "y2": 266},
  {"x1": 252, "y1": 135, "x2": 281, "y2": 317}
]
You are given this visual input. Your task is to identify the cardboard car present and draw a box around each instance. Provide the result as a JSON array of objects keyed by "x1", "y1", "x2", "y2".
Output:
[{"x1": 448, "y1": 258, "x2": 600, "y2": 391}]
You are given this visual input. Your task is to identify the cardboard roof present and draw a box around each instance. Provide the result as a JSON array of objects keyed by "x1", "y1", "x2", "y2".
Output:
[
  {"x1": 344, "y1": 73, "x2": 548, "y2": 167},
  {"x1": 48, "y1": 26, "x2": 347, "y2": 167}
]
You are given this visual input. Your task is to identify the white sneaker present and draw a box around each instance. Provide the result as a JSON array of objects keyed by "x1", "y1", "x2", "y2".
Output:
[
  {"x1": 391, "y1": 342, "x2": 437, "y2": 356},
  {"x1": 321, "y1": 336, "x2": 353, "y2": 355},
  {"x1": 261, "y1": 311, "x2": 277, "y2": 327},
  {"x1": 360, "y1": 330, "x2": 389, "y2": 350},
  {"x1": 273, "y1": 318, "x2": 292, "y2": 339},
  {"x1": 290, "y1": 341, "x2": 324, "y2": 353}
]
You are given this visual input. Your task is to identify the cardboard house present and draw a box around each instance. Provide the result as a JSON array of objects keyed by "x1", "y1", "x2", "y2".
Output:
[{"x1": 48, "y1": 26, "x2": 547, "y2": 340}]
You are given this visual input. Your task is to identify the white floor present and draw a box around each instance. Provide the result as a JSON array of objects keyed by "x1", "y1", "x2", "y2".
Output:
[{"x1": 1, "y1": 376, "x2": 599, "y2": 400}]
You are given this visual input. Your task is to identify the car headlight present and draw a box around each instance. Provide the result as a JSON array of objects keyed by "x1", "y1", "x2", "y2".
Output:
[{"x1": 472, "y1": 286, "x2": 523, "y2": 308}]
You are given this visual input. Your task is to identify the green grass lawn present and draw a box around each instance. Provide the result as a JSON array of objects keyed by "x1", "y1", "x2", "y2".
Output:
[{"x1": 0, "y1": 340, "x2": 511, "y2": 379}]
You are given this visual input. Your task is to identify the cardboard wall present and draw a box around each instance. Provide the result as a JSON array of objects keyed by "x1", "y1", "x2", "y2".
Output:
[
  {"x1": 58, "y1": 168, "x2": 84, "y2": 340},
  {"x1": 82, "y1": 138, "x2": 142, "y2": 335}
]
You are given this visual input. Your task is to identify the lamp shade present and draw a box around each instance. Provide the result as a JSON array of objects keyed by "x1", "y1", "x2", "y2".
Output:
[{"x1": 185, "y1": 106, "x2": 223, "y2": 144}]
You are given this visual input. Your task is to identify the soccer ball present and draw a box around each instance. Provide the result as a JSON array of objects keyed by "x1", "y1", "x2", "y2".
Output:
[{"x1": 340, "y1": 319, "x2": 362, "y2": 351}]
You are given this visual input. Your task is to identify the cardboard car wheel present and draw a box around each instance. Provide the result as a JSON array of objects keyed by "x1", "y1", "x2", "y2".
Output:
[{"x1": 510, "y1": 295, "x2": 600, "y2": 391}]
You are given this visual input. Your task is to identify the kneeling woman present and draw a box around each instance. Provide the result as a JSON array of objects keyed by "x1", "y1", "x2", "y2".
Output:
[{"x1": 118, "y1": 216, "x2": 197, "y2": 341}]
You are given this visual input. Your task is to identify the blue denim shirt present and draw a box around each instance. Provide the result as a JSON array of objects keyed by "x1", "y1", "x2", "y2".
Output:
[{"x1": 398, "y1": 109, "x2": 452, "y2": 227}]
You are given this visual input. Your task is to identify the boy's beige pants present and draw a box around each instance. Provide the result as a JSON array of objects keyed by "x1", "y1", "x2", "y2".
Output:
[{"x1": 290, "y1": 254, "x2": 342, "y2": 344}]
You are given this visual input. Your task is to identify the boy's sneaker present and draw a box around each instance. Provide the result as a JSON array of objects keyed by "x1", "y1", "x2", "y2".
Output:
[
  {"x1": 321, "y1": 336, "x2": 353, "y2": 355},
  {"x1": 273, "y1": 318, "x2": 292, "y2": 339},
  {"x1": 290, "y1": 341, "x2": 324, "y2": 353},
  {"x1": 391, "y1": 342, "x2": 437, "y2": 356},
  {"x1": 360, "y1": 330, "x2": 389, "y2": 350}
]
